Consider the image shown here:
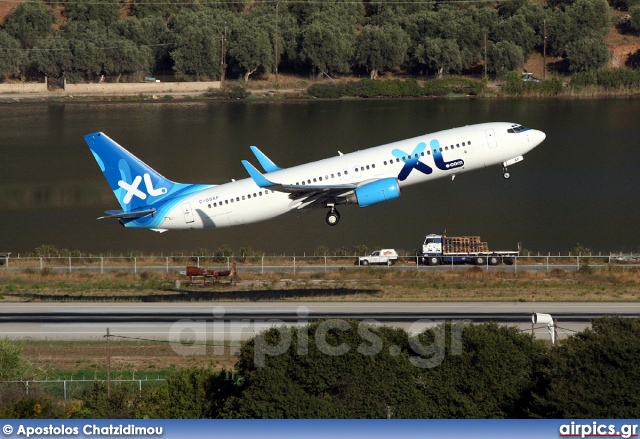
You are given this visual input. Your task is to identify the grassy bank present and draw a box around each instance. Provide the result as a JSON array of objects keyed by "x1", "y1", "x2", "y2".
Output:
[{"x1": 1, "y1": 265, "x2": 639, "y2": 302}]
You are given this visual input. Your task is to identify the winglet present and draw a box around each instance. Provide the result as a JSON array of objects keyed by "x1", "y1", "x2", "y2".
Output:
[
  {"x1": 241, "y1": 160, "x2": 276, "y2": 188},
  {"x1": 250, "y1": 146, "x2": 282, "y2": 173}
]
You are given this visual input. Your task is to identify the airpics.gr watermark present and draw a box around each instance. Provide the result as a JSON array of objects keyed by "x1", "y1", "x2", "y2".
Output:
[{"x1": 167, "y1": 306, "x2": 469, "y2": 368}]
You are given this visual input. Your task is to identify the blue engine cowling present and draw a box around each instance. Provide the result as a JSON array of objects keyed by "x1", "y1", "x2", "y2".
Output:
[{"x1": 354, "y1": 178, "x2": 401, "y2": 207}]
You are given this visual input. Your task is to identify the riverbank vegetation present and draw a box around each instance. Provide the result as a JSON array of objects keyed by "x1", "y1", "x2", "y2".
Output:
[
  {"x1": 1, "y1": 317, "x2": 639, "y2": 418},
  {"x1": 1, "y1": 0, "x2": 640, "y2": 94}
]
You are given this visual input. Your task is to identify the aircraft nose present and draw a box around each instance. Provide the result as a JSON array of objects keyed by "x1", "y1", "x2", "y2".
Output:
[{"x1": 533, "y1": 129, "x2": 546, "y2": 145}]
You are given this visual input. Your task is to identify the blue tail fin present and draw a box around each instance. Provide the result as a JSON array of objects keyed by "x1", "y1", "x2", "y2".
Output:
[{"x1": 84, "y1": 132, "x2": 212, "y2": 212}]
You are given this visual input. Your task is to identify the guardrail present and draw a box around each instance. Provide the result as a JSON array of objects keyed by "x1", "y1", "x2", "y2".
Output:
[{"x1": 0, "y1": 254, "x2": 637, "y2": 274}]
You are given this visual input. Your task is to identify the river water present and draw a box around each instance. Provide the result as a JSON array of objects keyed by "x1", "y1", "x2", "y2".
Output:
[{"x1": 1, "y1": 98, "x2": 639, "y2": 256}]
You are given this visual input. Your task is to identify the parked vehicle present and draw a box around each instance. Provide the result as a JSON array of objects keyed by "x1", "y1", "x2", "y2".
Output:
[
  {"x1": 358, "y1": 249, "x2": 398, "y2": 265},
  {"x1": 417, "y1": 233, "x2": 519, "y2": 266}
]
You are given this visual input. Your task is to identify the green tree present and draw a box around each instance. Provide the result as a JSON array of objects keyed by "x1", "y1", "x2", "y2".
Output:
[
  {"x1": 32, "y1": 35, "x2": 73, "y2": 79},
  {"x1": 169, "y1": 9, "x2": 234, "y2": 80},
  {"x1": 72, "y1": 382, "x2": 143, "y2": 418},
  {"x1": 113, "y1": 16, "x2": 171, "y2": 72},
  {"x1": 228, "y1": 15, "x2": 273, "y2": 81},
  {"x1": 565, "y1": 34, "x2": 610, "y2": 72},
  {"x1": 2, "y1": 2, "x2": 56, "y2": 48},
  {"x1": 536, "y1": 317, "x2": 640, "y2": 418},
  {"x1": 62, "y1": 21, "x2": 103, "y2": 80},
  {"x1": 64, "y1": 0, "x2": 122, "y2": 27},
  {"x1": 416, "y1": 38, "x2": 463, "y2": 78},
  {"x1": 488, "y1": 40, "x2": 525, "y2": 76},
  {"x1": 631, "y1": 4, "x2": 640, "y2": 31},
  {"x1": 300, "y1": 8, "x2": 358, "y2": 77},
  {"x1": 224, "y1": 321, "x2": 430, "y2": 418},
  {"x1": 0, "y1": 338, "x2": 29, "y2": 380},
  {"x1": 0, "y1": 31, "x2": 25, "y2": 80},
  {"x1": 354, "y1": 25, "x2": 409, "y2": 79},
  {"x1": 418, "y1": 323, "x2": 547, "y2": 418}
]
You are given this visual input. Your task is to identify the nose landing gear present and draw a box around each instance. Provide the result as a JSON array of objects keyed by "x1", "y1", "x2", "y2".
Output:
[
  {"x1": 503, "y1": 166, "x2": 511, "y2": 179},
  {"x1": 326, "y1": 207, "x2": 340, "y2": 226}
]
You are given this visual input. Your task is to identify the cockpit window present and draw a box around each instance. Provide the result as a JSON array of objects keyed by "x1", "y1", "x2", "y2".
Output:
[{"x1": 507, "y1": 125, "x2": 531, "y2": 134}]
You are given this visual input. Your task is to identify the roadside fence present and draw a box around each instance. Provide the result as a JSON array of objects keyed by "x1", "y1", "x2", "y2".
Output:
[
  {"x1": 0, "y1": 377, "x2": 166, "y2": 401},
  {"x1": 0, "y1": 253, "x2": 638, "y2": 274}
]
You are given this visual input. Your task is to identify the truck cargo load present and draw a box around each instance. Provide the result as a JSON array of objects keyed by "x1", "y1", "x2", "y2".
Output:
[{"x1": 418, "y1": 233, "x2": 519, "y2": 266}]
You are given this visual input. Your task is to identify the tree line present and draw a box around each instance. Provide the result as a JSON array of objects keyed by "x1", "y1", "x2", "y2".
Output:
[
  {"x1": 0, "y1": 0, "x2": 637, "y2": 84},
  {"x1": 2, "y1": 317, "x2": 639, "y2": 418}
]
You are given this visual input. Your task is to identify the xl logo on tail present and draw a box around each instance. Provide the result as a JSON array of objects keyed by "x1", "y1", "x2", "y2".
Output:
[{"x1": 118, "y1": 173, "x2": 167, "y2": 204}]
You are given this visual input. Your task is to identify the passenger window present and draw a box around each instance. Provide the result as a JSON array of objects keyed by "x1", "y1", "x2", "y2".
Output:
[
  {"x1": 313, "y1": 178, "x2": 317, "y2": 182},
  {"x1": 331, "y1": 173, "x2": 335, "y2": 178},
  {"x1": 384, "y1": 161, "x2": 387, "y2": 165},
  {"x1": 372, "y1": 164, "x2": 375, "y2": 168},
  {"x1": 319, "y1": 177, "x2": 322, "y2": 181},
  {"x1": 338, "y1": 172, "x2": 341, "y2": 177},
  {"x1": 242, "y1": 196, "x2": 245, "y2": 200},
  {"x1": 225, "y1": 200, "x2": 228, "y2": 204},
  {"x1": 213, "y1": 203, "x2": 217, "y2": 207}
]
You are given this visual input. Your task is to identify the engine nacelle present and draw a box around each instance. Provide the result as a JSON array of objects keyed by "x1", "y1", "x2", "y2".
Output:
[{"x1": 350, "y1": 177, "x2": 401, "y2": 207}]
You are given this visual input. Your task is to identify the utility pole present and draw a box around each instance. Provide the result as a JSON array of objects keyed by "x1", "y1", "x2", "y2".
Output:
[
  {"x1": 543, "y1": 19, "x2": 547, "y2": 81},
  {"x1": 483, "y1": 33, "x2": 488, "y2": 79},
  {"x1": 106, "y1": 327, "x2": 111, "y2": 398},
  {"x1": 275, "y1": 1, "x2": 279, "y2": 85},
  {"x1": 221, "y1": 22, "x2": 227, "y2": 83}
]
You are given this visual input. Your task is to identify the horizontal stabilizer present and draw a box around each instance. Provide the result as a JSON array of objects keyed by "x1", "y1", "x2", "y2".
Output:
[
  {"x1": 250, "y1": 146, "x2": 282, "y2": 173},
  {"x1": 98, "y1": 208, "x2": 156, "y2": 220},
  {"x1": 241, "y1": 160, "x2": 277, "y2": 188}
]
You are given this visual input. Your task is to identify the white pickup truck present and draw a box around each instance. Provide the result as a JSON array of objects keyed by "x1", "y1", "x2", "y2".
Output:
[{"x1": 358, "y1": 249, "x2": 398, "y2": 265}]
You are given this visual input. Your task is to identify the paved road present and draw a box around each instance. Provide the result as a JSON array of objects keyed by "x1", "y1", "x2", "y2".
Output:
[{"x1": 1, "y1": 302, "x2": 636, "y2": 342}]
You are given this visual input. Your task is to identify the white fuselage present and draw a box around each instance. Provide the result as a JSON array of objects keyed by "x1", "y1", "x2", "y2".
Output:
[{"x1": 156, "y1": 122, "x2": 544, "y2": 230}]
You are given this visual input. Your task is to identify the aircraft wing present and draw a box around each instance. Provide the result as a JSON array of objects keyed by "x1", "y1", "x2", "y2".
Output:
[{"x1": 242, "y1": 160, "x2": 375, "y2": 211}]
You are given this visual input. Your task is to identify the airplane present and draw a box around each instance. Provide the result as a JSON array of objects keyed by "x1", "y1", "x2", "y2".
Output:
[{"x1": 84, "y1": 122, "x2": 545, "y2": 232}]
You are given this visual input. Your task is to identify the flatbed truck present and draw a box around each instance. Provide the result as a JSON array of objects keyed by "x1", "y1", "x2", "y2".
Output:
[{"x1": 418, "y1": 233, "x2": 519, "y2": 266}]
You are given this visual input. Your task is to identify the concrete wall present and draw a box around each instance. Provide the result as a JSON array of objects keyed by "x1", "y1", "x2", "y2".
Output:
[
  {"x1": 0, "y1": 82, "x2": 48, "y2": 94},
  {"x1": 63, "y1": 80, "x2": 221, "y2": 94}
]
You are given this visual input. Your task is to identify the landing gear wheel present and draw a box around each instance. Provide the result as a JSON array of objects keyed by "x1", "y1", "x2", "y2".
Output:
[
  {"x1": 503, "y1": 167, "x2": 511, "y2": 179},
  {"x1": 474, "y1": 256, "x2": 486, "y2": 265},
  {"x1": 488, "y1": 256, "x2": 500, "y2": 266},
  {"x1": 326, "y1": 209, "x2": 340, "y2": 226}
]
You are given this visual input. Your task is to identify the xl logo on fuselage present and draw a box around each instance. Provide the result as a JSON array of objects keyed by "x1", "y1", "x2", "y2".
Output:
[
  {"x1": 118, "y1": 173, "x2": 167, "y2": 204},
  {"x1": 392, "y1": 139, "x2": 464, "y2": 181}
]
